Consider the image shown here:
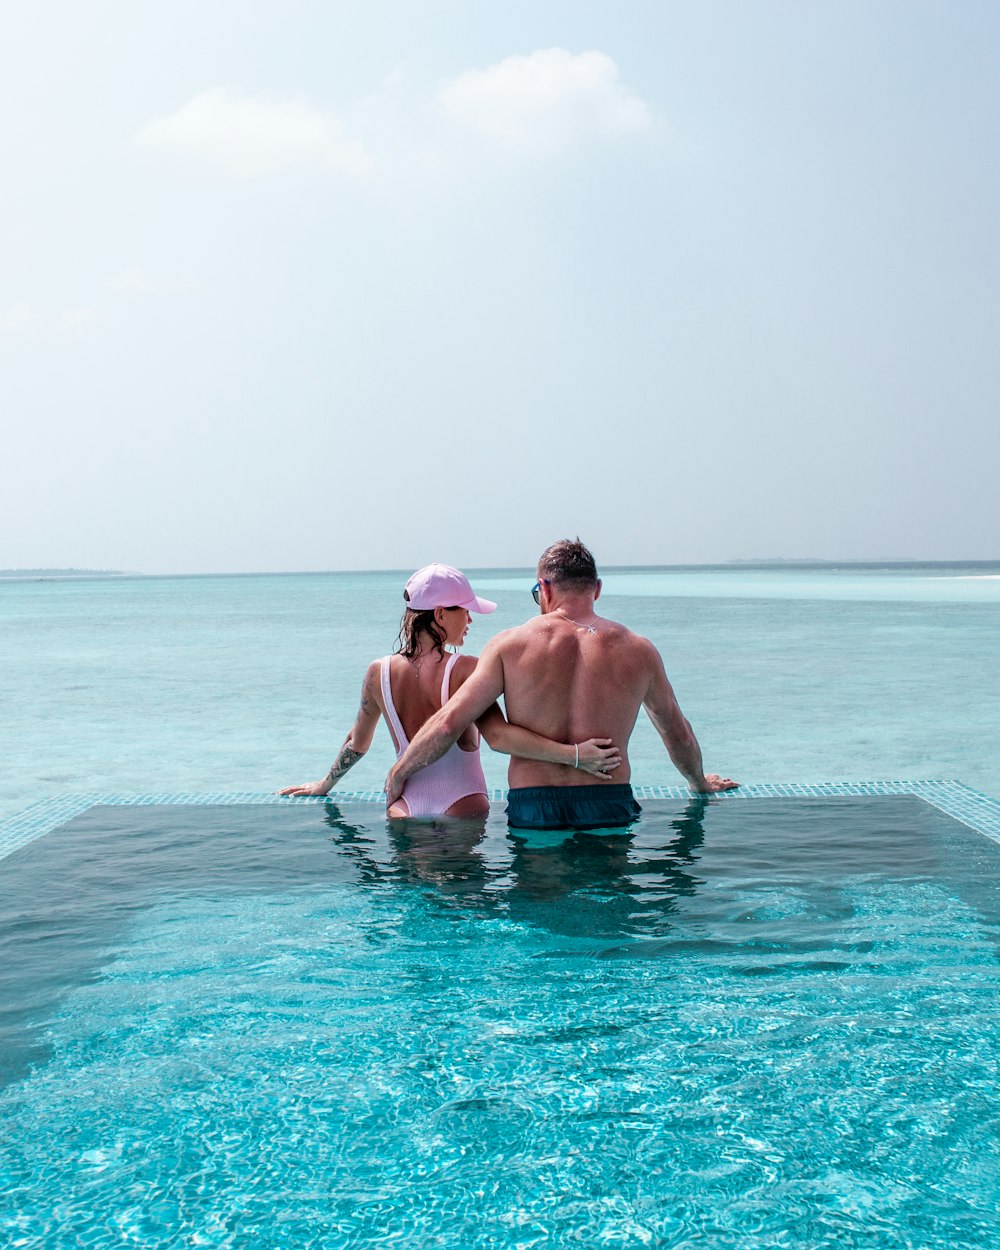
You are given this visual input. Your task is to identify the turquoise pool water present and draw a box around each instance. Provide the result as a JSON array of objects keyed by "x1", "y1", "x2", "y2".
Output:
[{"x1": 2, "y1": 795, "x2": 999, "y2": 1247}]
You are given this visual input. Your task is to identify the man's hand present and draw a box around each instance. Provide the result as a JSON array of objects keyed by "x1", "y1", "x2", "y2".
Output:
[
  {"x1": 694, "y1": 773, "x2": 739, "y2": 793},
  {"x1": 385, "y1": 765, "x2": 405, "y2": 806}
]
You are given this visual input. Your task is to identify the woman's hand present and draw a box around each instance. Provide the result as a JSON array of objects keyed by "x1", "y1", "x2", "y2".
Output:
[
  {"x1": 276, "y1": 780, "x2": 330, "y2": 797},
  {"x1": 575, "y1": 738, "x2": 623, "y2": 779}
]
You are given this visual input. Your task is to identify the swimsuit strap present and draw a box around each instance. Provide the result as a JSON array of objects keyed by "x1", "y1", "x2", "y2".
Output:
[
  {"x1": 440, "y1": 651, "x2": 461, "y2": 706},
  {"x1": 379, "y1": 656, "x2": 409, "y2": 752}
]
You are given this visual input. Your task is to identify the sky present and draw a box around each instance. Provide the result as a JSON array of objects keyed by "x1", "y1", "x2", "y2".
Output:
[{"x1": 2, "y1": 1, "x2": 998, "y2": 574}]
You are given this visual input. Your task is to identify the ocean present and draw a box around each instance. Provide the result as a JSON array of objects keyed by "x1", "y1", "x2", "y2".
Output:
[
  {"x1": 4, "y1": 563, "x2": 1000, "y2": 1248},
  {"x1": 2, "y1": 562, "x2": 999, "y2": 824}
]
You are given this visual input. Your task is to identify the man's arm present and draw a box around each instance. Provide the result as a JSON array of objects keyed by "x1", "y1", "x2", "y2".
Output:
[
  {"x1": 384, "y1": 637, "x2": 507, "y2": 804},
  {"x1": 642, "y1": 647, "x2": 738, "y2": 793},
  {"x1": 279, "y1": 663, "x2": 382, "y2": 797}
]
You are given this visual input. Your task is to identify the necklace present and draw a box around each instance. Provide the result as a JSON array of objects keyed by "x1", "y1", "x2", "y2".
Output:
[{"x1": 557, "y1": 609, "x2": 599, "y2": 635}]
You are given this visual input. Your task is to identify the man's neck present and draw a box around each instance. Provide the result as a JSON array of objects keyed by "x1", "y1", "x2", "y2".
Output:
[{"x1": 548, "y1": 594, "x2": 598, "y2": 622}]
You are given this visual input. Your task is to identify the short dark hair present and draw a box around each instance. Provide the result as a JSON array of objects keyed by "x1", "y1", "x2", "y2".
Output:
[{"x1": 536, "y1": 538, "x2": 599, "y2": 588}]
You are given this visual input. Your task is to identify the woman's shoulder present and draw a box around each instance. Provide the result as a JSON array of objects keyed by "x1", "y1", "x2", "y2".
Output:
[
  {"x1": 382, "y1": 652, "x2": 414, "y2": 671},
  {"x1": 450, "y1": 652, "x2": 479, "y2": 685},
  {"x1": 362, "y1": 657, "x2": 387, "y2": 693}
]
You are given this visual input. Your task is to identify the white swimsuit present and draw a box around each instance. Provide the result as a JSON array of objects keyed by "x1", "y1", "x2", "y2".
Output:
[{"x1": 380, "y1": 654, "x2": 488, "y2": 816}]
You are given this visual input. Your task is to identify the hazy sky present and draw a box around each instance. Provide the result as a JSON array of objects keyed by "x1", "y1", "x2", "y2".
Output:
[{"x1": 2, "y1": 2, "x2": 997, "y2": 573}]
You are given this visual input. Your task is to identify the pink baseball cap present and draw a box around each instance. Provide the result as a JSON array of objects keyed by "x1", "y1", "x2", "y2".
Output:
[{"x1": 403, "y1": 564, "x2": 497, "y2": 614}]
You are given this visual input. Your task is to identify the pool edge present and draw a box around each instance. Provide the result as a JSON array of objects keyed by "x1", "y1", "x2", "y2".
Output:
[{"x1": 3, "y1": 780, "x2": 1000, "y2": 864}]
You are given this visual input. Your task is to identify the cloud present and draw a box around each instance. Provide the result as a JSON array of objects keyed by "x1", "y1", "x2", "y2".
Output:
[
  {"x1": 106, "y1": 266, "x2": 197, "y2": 295},
  {"x1": 438, "y1": 49, "x2": 651, "y2": 153},
  {"x1": 2, "y1": 306, "x2": 98, "y2": 333},
  {"x1": 57, "y1": 308, "x2": 98, "y2": 330},
  {"x1": 136, "y1": 87, "x2": 373, "y2": 178},
  {"x1": 1, "y1": 304, "x2": 40, "y2": 332},
  {"x1": 107, "y1": 266, "x2": 161, "y2": 294}
]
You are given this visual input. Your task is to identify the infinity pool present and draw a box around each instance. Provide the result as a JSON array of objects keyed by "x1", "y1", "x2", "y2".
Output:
[{"x1": 2, "y1": 794, "x2": 999, "y2": 1248}]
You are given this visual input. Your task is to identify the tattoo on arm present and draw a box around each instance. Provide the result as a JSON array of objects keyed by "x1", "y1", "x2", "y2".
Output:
[
  {"x1": 323, "y1": 669, "x2": 379, "y2": 788},
  {"x1": 324, "y1": 739, "x2": 365, "y2": 787}
]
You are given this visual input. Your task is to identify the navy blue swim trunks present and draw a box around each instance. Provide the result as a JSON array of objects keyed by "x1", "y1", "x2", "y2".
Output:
[{"x1": 506, "y1": 784, "x2": 642, "y2": 832}]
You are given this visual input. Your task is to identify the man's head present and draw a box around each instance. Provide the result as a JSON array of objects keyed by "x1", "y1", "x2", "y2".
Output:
[{"x1": 535, "y1": 538, "x2": 601, "y2": 610}]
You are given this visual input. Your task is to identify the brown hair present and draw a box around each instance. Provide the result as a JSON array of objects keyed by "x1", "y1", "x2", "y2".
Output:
[
  {"x1": 394, "y1": 604, "x2": 448, "y2": 660},
  {"x1": 537, "y1": 537, "x2": 598, "y2": 588}
]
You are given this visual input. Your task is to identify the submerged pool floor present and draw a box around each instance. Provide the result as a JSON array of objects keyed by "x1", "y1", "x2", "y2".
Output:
[{"x1": 1, "y1": 789, "x2": 999, "y2": 1248}]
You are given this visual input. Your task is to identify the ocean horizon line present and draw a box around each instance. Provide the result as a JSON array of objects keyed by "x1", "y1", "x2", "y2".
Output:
[{"x1": 3, "y1": 557, "x2": 1000, "y2": 582}]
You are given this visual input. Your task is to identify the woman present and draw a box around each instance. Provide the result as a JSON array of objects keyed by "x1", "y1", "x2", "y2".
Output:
[{"x1": 279, "y1": 563, "x2": 621, "y2": 818}]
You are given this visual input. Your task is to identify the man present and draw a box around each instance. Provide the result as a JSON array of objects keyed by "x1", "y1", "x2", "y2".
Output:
[{"x1": 386, "y1": 539, "x2": 737, "y2": 830}]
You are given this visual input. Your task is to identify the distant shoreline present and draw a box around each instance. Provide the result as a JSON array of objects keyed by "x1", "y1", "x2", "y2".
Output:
[
  {"x1": 0, "y1": 568, "x2": 128, "y2": 580},
  {"x1": 2, "y1": 559, "x2": 1000, "y2": 582}
]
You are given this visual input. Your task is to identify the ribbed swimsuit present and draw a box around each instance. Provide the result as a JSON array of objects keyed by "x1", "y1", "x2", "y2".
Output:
[{"x1": 380, "y1": 653, "x2": 488, "y2": 817}]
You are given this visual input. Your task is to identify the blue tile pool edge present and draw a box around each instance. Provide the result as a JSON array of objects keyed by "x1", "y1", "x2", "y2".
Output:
[{"x1": 3, "y1": 781, "x2": 1000, "y2": 865}]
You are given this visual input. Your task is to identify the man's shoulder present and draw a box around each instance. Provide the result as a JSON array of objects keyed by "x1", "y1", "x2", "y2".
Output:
[
  {"x1": 599, "y1": 623, "x2": 664, "y2": 679},
  {"x1": 489, "y1": 620, "x2": 543, "y2": 648},
  {"x1": 603, "y1": 618, "x2": 656, "y2": 650},
  {"x1": 496, "y1": 616, "x2": 655, "y2": 646},
  {"x1": 475, "y1": 626, "x2": 527, "y2": 665},
  {"x1": 483, "y1": 618, "x2": 562, "y2": 663}
]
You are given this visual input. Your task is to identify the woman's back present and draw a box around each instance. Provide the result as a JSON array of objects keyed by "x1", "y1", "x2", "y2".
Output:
[
  {"x1": 380, "y1": 651, "x2": 479, "y2": 754},
  {"x1": 378, "y1": 651, "x2": 488, "y2": 817}
]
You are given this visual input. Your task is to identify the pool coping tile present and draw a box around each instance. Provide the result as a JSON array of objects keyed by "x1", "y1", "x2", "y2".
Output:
[{"x1": 2, "y1": 780, "x2": 1000, "y2": 864}]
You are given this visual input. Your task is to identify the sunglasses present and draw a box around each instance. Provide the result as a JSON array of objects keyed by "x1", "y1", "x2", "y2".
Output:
[{"x1": 531, "y1": 580, "x2": 548, "y2": 605}]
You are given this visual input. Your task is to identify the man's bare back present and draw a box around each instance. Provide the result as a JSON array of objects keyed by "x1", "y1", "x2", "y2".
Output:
[
  {"x1": 385, "y1": 540, "x2": 737, "y2": 820},
  {"x1": 495, "y1": 611, "x2": 658, "y2": 789}
]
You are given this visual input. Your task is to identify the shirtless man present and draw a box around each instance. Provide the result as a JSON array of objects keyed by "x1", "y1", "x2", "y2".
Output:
[{"x1": 386, "y1": 539, "x2": 737, "y2": 830}]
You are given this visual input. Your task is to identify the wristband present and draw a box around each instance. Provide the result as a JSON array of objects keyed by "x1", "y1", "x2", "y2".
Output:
[{"x1": 574, "y1": 743, "x2": 579, "y2": 769}]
